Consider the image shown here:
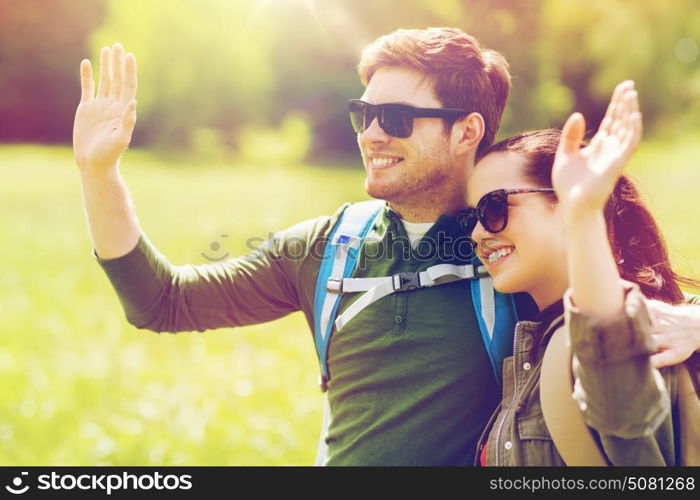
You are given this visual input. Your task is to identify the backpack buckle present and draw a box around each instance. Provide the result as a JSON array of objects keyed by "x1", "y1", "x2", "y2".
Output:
[
  {"x1": 392, "y1": 272, "x2": 421, "y2": 291},
  {"x1": 473, "y1": 263, "x2": 489, "y2": 279},
  {"x1": 326, "y1": 277, "x2": 343, "y2": 293}
]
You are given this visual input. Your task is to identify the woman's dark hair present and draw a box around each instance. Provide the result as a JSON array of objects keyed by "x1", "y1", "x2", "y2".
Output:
[{"x1": 485, "y1": 128, "x2": 699, "y2": 307}]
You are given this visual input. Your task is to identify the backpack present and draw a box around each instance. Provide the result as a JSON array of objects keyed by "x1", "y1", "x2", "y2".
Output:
[
  {"x1": 541, "y1": 320, "x2": 700, "y2": 465},
  {"x1": 311, "y1": 200, "x2": 520, "y2": 464}
]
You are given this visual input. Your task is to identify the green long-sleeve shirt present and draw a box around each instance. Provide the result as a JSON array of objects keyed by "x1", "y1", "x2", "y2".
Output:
[{"x1": 95, "y1": 203, "x2": 502, "y2": 465}]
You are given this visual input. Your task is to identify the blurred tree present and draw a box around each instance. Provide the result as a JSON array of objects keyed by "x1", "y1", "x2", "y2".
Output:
[
  {"x1": 540, "y1": 0, "x2": 700, "y2": 135},
  {"x1": 1, "y1": 0, "x2": 697, "y2": 154},
  {"x1": 265, "y1": 0, "x2": 470, "y2": 158},
  {"x1": 90, "y1": 0, "x2": 275, "y2": 149},
  {"x1": 0, "y1": 0, "x2": 105, "y2": 143}
]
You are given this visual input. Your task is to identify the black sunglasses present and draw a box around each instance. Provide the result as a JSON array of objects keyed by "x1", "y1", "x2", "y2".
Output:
[
  {"x1": 348, "y1": 99, "x2": 470, "y2": 138},
  {"x1": 459, "y1": 188, "x2": 556, "y2": 234}
]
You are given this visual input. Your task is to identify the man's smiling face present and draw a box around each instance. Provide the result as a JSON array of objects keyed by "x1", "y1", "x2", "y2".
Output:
[{"x1": 358, "y1": 65, "x2": 456, "y2": 207}]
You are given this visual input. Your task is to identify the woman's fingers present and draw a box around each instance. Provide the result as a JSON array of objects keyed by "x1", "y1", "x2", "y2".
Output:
[
  {"x1": 599, "y1": 81, "x2": 630, "y2": 135},
  {"x1": 621, "y1": 113, "x2": 642, "y2": 154},
  {"x1": 79, "y1": 59, "x2": 94, "y2": 103},
  {"x1": 631, "y1": 110, "x2": 643, "y2": 148},
  {"x1": 120, "y1": 53, "x2": 138, "y2": 103},
  {"x1": 619, "y1": 91, "x2": 642, "y2": 155},
  {"x1": 111, "y1": 43, "x2": 124, "y2": 100},
  {"x1": 619, "y1": 89, "x2": 636, "y2": 141},
  {"x1": 559, "y1": 112, "x2": 585, "y2": 155},
  {"x1": 613, "y1": 91, "x2": 629, "y2": 140},
  {"x1": 609, "y1": 81, "x2": 635, "y2": 139},
  {"x1": 610, "y1": 94, "x2": 629, "y2": 149},
  {"x1": 591, "y1": 81, "x2": 631, "y2": 151},
  {"x1": 97, "y1": 47, "x2": 111, "y2": 98},
  {"x1": 628, "y1": 90, "x2": 643, "y2": 146}
]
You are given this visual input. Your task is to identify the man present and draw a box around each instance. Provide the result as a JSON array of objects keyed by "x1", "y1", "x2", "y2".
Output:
[{"x1": 73, "y1": 28, "x2": 699, "y2": 465}]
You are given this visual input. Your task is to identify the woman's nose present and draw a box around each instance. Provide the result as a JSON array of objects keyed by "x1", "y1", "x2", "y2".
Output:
[
  {"x1": 471, "y1": 220, "x2": 499, "y2": 257},
  {"x1": 470, "y1": 219, "x2": 489, "y2": 243}
]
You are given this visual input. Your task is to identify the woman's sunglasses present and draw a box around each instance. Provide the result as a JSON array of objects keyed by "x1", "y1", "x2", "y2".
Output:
[
  {"x1": 459, "y1": 188, "x2": 556, "y2": 235},
  {"x1": 348, "y1": 99, "x2": 470, "y2": 138}
]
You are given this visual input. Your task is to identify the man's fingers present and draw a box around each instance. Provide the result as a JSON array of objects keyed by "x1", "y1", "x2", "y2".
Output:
[
  {"x1": 646, "y1": 298, "x2": 677, "y2": 323},
  {"x1": 111, "y1": 43, "x2": 124, "y2": 99},
  {"x1": 559, "y1": 112, "x2": 585, "y2": 154},
  {"x1": 651, "y1": 333, "x2": 670, "y2": 350},
  {"x1": 650, "y1": 349, "x2": 681, "y2": 369},
  {"x1": 120, "y1": 53, "x2": 138, "y2": 103},
  {"x1": 79, "y1": 59, "x2": 94, "y2": 103},
  {"x1": 97, "y1": 47, "x2": 111, "y2": 98},
  {"x1": 646, "y1": 298, "x2": 675, "y2": 312}
]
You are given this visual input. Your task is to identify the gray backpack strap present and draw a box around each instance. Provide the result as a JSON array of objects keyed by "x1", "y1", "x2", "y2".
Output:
[
  {"x1": 333, "y1": 263, "x2": 488, "y2": 331},
  {"x1": 314, "y1": 397, "x2": 332, "y2": 466}
]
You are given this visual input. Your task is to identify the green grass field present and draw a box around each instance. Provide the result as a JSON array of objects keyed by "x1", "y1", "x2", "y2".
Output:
[{"x1": 0, "y1": 140, "x2": 698, "y2": 465}]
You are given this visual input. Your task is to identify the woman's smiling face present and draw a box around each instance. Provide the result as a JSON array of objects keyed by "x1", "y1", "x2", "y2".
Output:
[{"x1": 467, "y1": 151, "x2": 569, "y2": 309}]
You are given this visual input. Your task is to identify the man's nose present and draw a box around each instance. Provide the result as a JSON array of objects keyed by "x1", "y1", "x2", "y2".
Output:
[{"x1": 360, "y1": 116, "x2": 391, "y2": 143}]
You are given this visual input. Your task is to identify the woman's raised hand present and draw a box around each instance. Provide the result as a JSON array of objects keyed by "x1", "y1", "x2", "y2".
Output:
[
  {"x1": 552, "y1": 81, "x2": 642, "y2": 218},
  {"x1": 73, "y1": 44, "x2": 138, "y2": 171}
]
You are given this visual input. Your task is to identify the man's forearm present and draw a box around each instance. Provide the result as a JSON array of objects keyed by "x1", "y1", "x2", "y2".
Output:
[{"x1": 79, "y1": 162, "x2": 141, "y2": 259}]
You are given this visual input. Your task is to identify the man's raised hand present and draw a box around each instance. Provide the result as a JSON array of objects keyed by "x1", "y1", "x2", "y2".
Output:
[{"x1": 73, "y1": 44, "x2": 138, "y2": 171}]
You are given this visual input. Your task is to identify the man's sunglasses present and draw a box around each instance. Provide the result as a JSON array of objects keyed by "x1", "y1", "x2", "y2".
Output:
[
  {"x1": 348, "y1": 99, "x2": 470, "y2": 138},
  {"x1": 459, "y1": 188, "x2": 556, "y2": 235}
]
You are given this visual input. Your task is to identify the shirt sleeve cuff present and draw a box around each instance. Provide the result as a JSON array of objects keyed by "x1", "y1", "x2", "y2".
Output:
[
  {"x1": 92, "y1": 233, "x2": 151, "y2": 267},
  {"x1": 564, "y1": 280, "x2": 656, "y2": 365}
]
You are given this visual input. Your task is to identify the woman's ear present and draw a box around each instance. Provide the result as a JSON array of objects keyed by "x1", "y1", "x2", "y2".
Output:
[{"x1": 452, "y1": 112, "x2": 485, "y2": 156}]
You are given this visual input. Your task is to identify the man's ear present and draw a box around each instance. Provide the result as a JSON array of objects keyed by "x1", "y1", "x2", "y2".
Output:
[{"x1": 452, "y1": 112, "x2": 485, "y2": 156}]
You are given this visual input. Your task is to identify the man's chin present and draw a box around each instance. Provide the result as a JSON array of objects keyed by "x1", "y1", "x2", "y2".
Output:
[{"x1": 364, "y1": 180, "x2": 396, "y2": 202}]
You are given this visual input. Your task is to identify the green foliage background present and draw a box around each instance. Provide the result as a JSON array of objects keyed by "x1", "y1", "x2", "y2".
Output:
[{"x1": 1, "y1": 0, "x2": 699, "y2": 154}]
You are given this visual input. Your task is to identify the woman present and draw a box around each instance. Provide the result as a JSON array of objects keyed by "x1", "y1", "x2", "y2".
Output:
[{"x1": 465, "y1": 81, "x2": 700, "y2": 466}]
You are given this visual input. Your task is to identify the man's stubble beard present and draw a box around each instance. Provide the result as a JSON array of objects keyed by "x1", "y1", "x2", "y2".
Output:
[{"x1": 365, "y1": 146, "x2": 454, "y2": 207}]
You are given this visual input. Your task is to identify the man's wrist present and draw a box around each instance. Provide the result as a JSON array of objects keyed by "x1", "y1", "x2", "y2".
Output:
[{"x1": 78, "y1": 160, "x2": 121, "y2": 180}]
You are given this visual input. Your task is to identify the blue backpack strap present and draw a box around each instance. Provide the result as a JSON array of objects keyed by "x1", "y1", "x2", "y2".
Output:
[
  {"x1": 313, "y1": 200, "x2": 385, "y2": 391},
  {"x1": 470, "y1": 257, "x2": 519, "y2": 385}
]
